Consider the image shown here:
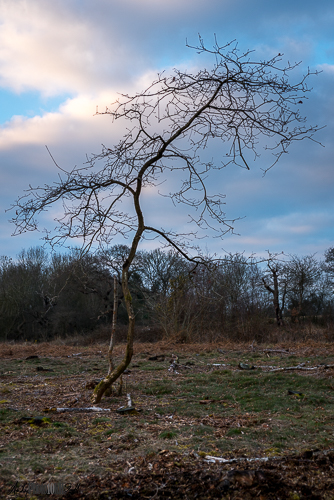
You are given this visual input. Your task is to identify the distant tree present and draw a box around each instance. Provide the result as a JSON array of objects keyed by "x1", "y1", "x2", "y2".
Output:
[
  {"x1": 140, "y1": 248, "x2": 187, "y2": 296},
  {"x1": 214, "y1": 254, "x2": 265, "y2": 326},
  {"x1": 97, "y1": 245, "x2": 146, "y2": 324},
  {"x1": 261, "y1": 255, "x2": 288, "y2": 326},
  {"x1": 10, "y1": 37, "x2": 321, "y2": 402},
  {"x1": 323, "y1": 247, "x2": 334, "y2": 286},
  {"x1": 138, "y1": 248, "x2": 189, "y2": 334},
  {"x1": 2, "y1": 246, "x2": 126, "y2": 340},
  {"x1": 0, "y1": 247, "x2": 53, "y2": 339},
  {"x1": 284, "y1": 254, "x2": 322, "y2": 320},
  {"x1": 0, "y1": 255, "x2": 19, "y2": 340}
]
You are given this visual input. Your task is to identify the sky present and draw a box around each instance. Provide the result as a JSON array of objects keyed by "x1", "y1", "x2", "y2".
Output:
[{"x1": 0, "y1": 0, "x2": 333, "y2": 262}]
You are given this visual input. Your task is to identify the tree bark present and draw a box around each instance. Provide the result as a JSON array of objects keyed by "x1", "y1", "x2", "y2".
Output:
[
  {"x1": 107, "y1": 274, "x2": 118, "y2": 376},
  {"x1": 92, "y1": 267, "x2": 134, "y2": 404},
  {"x1": 262, "y1": 268, "x2": 284, "y2": 326}
]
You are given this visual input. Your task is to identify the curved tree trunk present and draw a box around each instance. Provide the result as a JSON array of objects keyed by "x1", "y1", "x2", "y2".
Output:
[{"x1": 92, "y1": 179, "x2": 144, "y2": 404}]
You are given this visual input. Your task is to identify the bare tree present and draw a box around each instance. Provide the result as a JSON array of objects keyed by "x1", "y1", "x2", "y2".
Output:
[
  {"x1": 323, "y1": 247, "x2": 334, "y2": 286},
  {"x1": 10, "y1": 37, "x2": 321, "y2": 402},
  {"x1": 285, "y1": 254, "x2": 322, "y2": 320},
  {"x1": 262, "y1": 257, "x2": 288, "y2": 326}
]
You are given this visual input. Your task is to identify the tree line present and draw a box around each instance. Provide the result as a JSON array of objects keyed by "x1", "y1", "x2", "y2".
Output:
[{"x1": 1, "y1": 245, "x2": 333, "y2": 343}]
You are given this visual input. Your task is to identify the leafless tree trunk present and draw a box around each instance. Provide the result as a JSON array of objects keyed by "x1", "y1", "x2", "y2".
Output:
[
  {"x1": 262, "y1": 266, "x2": 286, "y2": 326},
  {"x1": 107, "y1": 274, "x2": 118, "y2": 376},
  {"x1": 93, "y1": 226, "x2": 142, "y2": 402}
]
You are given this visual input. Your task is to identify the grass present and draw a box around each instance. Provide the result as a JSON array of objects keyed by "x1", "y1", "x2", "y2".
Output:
[
  {"x1": 1, "y1": 341, "x2": 334, "y2": 489},
  {"x1": 159, "y1": 430, "x2": 178, "y2": 439}
]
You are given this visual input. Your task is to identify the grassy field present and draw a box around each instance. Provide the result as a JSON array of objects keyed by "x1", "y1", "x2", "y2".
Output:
[{"x1": 1, "y1": 340, "x2": 334, "y2": 498}]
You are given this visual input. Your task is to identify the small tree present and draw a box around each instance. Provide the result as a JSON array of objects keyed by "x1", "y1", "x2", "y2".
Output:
[{"x1": 10, "y1": 38, "x2": 321, "y2": 403}]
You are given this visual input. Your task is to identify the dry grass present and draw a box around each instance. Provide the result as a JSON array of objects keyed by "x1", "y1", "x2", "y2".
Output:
[{"x1": 1, "y1": 336, "x2": 334, "y2": 498}]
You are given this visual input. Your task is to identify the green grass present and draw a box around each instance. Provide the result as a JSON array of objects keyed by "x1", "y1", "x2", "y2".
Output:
[
  {"x1": 92, "y1": 417, "x2": 110, "y2": 424},
  {"x1": 159, "y1": 430, "x2": 178, "y2": 439},
  {"x1": 142, "y1": 379, "x2": 177, "y2": 395},
  {"x1": 131, "y1": 351, "x2": 334, "y2": 456},
  {"x1": 193, "y1": 425, "x2": 214, "y2": 436},
  {"x1": 164, "y1": 369, "x2": 334, "y2": 415},
  {"x1": 104, "y1": 428, "x2": 119, "y2": 436},
  {"x1": 1, "y1": 344, "x2": 334, "y2": 487}
]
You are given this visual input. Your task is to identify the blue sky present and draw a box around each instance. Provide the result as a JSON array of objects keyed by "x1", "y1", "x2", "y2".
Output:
[
  {"x1": 0, "y1": 0, "x2": 333, "y2": 260},
  {"x1": 0, "y1": 90, "x2": 70, "y2": 123}
]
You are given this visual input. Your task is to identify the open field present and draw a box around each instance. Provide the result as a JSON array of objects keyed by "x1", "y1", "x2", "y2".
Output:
[{"x1": 1, "y1": 339, "x2": 334, "y2": 499}]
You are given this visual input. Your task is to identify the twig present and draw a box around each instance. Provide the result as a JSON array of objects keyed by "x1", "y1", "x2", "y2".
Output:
[
  {"x1": 47, "y1": 407, "x2": 110, "y2": 412},
  {"x1": 260, "y1": 363, "x2": 334, "y2": 372},
  {"x1": 262, "y1": 349, "x2": 294, "y2": 355}
]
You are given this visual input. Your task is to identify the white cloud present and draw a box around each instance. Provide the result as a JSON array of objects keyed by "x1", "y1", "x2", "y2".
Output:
[
  {"x1": 0, "y1": 0, "x2": 147, "y2": 95},
  {"x1": 0, "y1": 2, "x2": 91, "y2": 94},
  {"x1": 0, "y1": 90, "x2": 122, "y2": 152}
]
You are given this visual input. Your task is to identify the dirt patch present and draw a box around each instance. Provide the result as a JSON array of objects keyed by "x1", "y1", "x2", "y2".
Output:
[{"x1": 1, "y1": 450, "x2": 334, "y2": 499}]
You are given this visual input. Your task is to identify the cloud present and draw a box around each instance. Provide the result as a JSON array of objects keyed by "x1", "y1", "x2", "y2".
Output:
[
  {"x1": 0, "y1": 0, "x2": 159, "y2": 95},
  {"x1": 0, "y1": 0, "x2": 333, "y2": 259},
  {"x1": 224, "y1": 211, "x2": 334, "y2": 256},
  {"x1": 319, "y1": 63, "x2": 334, "y2": 74},
  {"x1": 0, "y1": 0, "x2": 214, "y2": 97},
  {"x1": 0, "y1": 91, "x2": 121, "y2": 153},
  {"x1": 0, "y1": 2, "x2": 93, "y2": 94}
]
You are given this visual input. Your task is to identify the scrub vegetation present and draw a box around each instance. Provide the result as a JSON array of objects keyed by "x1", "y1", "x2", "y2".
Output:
[{"x1": 0, "y1": 244, "x2": 333, "y2": 344}]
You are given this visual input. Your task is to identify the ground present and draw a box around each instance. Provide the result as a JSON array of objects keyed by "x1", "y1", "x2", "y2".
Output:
[{"x1": 1, "y1": 339, "x2": 334, "y2": 499}]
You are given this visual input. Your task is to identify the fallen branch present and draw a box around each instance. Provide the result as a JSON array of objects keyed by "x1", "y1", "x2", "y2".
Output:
[
  {"x1": 208, "y1": 362, "x2": 334, "y2": 372},
  {"x1": 203, "y1": 454, "x2": 277, "y2": 464},
  {"x1": 46, "y1": 407, "x2": 110, "y2": 413},
  {"x1": 267, "y1": 363, "x2": 334, "y2": 372},
  {"x1": 202, "y1": 447, "x2": 334, "y2": 464},
  {"x1": 262, "y1": 349, "x2": 294, "y2": 355}
]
